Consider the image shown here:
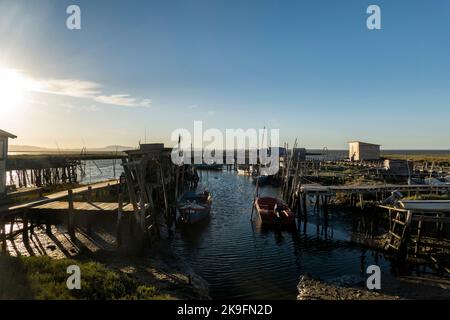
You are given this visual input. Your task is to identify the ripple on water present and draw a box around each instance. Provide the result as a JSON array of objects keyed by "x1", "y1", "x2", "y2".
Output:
[{"x1": 170, "y1": 171, "x2": 394, "y2": 299}]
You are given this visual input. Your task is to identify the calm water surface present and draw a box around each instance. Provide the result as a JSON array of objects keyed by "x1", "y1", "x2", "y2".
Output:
[
  {"x1": 169, "y1": 170, "x2": 398, "y2": 299},
  {"x1": 8, "y1": 157, "x2": 433, "y2": 299}
]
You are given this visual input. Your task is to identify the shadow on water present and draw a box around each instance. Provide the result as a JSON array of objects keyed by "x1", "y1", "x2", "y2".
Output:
[{"x1": 168, "y1": 170, "x2": 437, "y2": 299}]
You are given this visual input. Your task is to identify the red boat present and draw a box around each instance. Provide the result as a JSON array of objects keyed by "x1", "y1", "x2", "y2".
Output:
[{"x1": 254, "y1": 197, "x2": 295, "y2": 226}]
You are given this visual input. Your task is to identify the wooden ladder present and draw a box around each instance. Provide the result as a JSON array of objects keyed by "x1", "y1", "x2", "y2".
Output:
[
  {"x1": 121, "y1": 158, "x2": 159, "y2": 244},
  {"x1": 386, "y1": 209, "x2": 412, "y2": 253}
]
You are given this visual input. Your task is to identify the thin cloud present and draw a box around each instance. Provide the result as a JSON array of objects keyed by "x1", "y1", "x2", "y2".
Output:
[
  {"x1": 34, "y1": 79, "x2": 102, "y2": 98},
  {"x1": 94, "y1": 94, "x2": 152, "y2": 108},
  {"x1": 3, "y1": 67, "x2": 151, "y2": 108}
]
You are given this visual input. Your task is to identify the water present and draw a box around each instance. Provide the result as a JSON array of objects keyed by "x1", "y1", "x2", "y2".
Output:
[
  {"x1": 7, "y1": 153, "x2": 443, "y2": 299},
  {"x1": 6, "y1": 159, "x2": 123, "y2": 186},
  {"x1": 79, "y1": 159, "x2": 123, "y2": 184},
  {"x1": 169, "y1": 170, "x2": 396, "y2": 299}
]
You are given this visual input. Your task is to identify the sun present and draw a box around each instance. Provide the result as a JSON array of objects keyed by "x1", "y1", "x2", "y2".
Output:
[{"x1": 0, "y1": 68, "x2": 29, "y2": 117}]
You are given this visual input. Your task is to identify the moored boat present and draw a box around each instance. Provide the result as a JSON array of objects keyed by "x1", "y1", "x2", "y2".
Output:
[
  {"x1": 254, "y1": 197, "x2": 295, "y2": 226},
  {"x1": 178, "y1": 191, "x2": 212, "y2": 224},
  {"x1": 398, "y1": 200, "x2": 450, "y2": 212},
  {"x1": 237, "y1": 164, "x2": 253, "y2": 176},
  {"x1": 194, "y1": 163, "x2": 223, "y2": 171},
  {"x1": 252, "y1": 175, "x2": 270, "y2": 185}
]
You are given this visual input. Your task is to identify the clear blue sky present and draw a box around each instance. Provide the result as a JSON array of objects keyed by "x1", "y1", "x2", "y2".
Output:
[{"x1": 0, "y1": 0, "x2": 449, "y2": 149}]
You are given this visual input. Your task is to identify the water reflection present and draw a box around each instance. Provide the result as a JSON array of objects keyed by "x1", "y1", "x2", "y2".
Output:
[{"x1": 169, "y1": 170, "x2": 438, "y2": 299}]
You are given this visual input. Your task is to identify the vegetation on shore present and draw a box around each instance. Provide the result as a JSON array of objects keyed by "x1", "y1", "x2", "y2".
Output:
[
  {"x1": 0, "y1": 256, "x2": 171, "y2": 300},
  {"x1": 382, "y1": 153, "x2": 450, "y2": 164},
  {"x1": 403, "y1": 194, "x2": 450, "y2": 200}
]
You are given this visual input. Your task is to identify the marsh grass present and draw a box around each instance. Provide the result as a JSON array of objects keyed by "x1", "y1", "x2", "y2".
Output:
[
  {"x1": 403, "y1": 194, "x2": 450, "y2": 201},
  {"x1": 0, "y1": 256, "x2": 171, "y2": 300},
  {"x1": 383, "y1": 153, "x2": 450, "y2": 164}
]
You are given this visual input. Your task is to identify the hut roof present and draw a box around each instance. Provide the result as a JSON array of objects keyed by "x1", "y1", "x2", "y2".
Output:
[
  {"x1": 347, "y1": 141, "x2": 380, "y2": 146},
  {"x1": 0, "y1": 129, "x2": 17, "y2": 139}
]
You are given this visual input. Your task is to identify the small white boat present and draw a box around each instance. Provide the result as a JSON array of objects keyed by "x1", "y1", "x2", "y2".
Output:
[
  {"x1": 177, "y1": 191, "x2": 212, "y2": 224},
  {"x1": 424, "y1": 177, "x2": 447, "y2": 186},
  {"x1": 398, "y1": 200, "x2": 450, "y2": 212},
  {"x1": 237, "y1": 165, "x2": 253, "y2": 176}
]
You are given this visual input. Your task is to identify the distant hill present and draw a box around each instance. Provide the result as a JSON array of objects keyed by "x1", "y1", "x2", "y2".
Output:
[
  {"x1": 9, "y1": 145, "x2": 50, "y2": 152},
  {"x1": 9, "y1": 145, "x2": 135, "y2": 153},
  {"x1": 96, "y1": 145, "x2": 135, "y2": 152}
]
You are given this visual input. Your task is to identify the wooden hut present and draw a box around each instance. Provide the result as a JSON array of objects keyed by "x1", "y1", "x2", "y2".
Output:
[
  {"x1": 383, "y1": 159, "x2": 413, "y2": 176},
  {"x1": 0, "y1": 129, "x2": 17, "y2": 196},
  {"x1": 292, "y1": 148, "x2": 306, "y2": 161},
  {"x1": 348, "y1": 141, "x2": 380, "y2": 161}
]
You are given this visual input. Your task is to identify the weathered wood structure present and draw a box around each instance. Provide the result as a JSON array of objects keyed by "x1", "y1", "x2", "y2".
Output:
[
  {"x1": 348, "y1": 141, "x2": 380, "y2": 161},
  {"x1": 379, "y1": 204, "x2": 450, "y2": 271},
  {"x1": 4, "y1": 152, "x2": 126, "y2": 190},
  {"x1": 292, "y1": 148, "x2": 306, "y2": 162},
  {"x1": 383, "y1": 159, "x2": 414, "y2": 176},
  {"x1": 0, "y1": 142, "x2": 196, "y2": 255},
  {"x1": 0, "y1": 180, "x2": 120, "y2": 254},
  {"x1": 7, "y1": 156, "x2": 82, "y2": 188},
  {"x1": 0, "y1": 129, "x2": 16, "y2": 196},
  {"x1": 120, "y1": 143, "x2": 193, "y2": 249}
]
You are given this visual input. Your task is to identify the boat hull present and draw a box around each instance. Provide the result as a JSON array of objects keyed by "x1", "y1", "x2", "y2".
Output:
[
  {"x1": 237, "y1": 169, "x2": 251, "y2": 176},
  {"x1": 252, "y1": 175, "x2": 270, "y2": 185},
  {"x1": 195, "y1": 164, "x2": 223, "y2": 171},
  {"x1": 178, "y1": 191, "x2": 212, "y2": 224},
  {"x1": 254, "y1": 197, "x2": 295, "y2": 226},
  {"x1": 178, "y1": 207, "x2": 211, "y2": 224},
  {"x1": 398, "y1": 200, "x2": 450, "y2": 212}
]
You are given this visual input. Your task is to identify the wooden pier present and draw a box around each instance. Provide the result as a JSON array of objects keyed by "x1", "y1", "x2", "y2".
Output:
[
  {"x1": 0, "y1": 180, "x2": 122, "y2": 253},
  {"x1": 0, "y1": 142, "x2": 199, "y2": 256},
  {"x1": 299, "y1": 183, "x2": 450, "y2": 195},
  {"x1": 5, "y1": 152, "x2": 125, "y2": 189},
  {"x1": 0, "y1": 179, "x2": 120, "y2": 214},
  {"x1": 378, "y1": 204, "x2": 450, "y2": 272},
  {"x1": 29, "y1": 201, "x2": 134, "y2": 214}
]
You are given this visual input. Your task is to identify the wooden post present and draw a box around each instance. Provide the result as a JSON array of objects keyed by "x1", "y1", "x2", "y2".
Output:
[
  {"x1": 117, "y1": 193, "x2": 123, "y2": 247},
  {"x1": 314, "y1": 193, "x2": 320, "y2": 212},
  {"x1": 68, "y1": 189, "x2": 75, "y2": 240},
  {"x1": 0, "y1": 218, "x2": 6, "y2": 254},
  {"x1": 415, "y1": 218, "x2": 422, "y2": 256},
  {"x1": 302, "y1": 193, "x2": 307, "y2": 218},
  {"x1": 87, "y1": 186, "x2": 92, "y2": 202},
  {"x1": 9, "y1": 217, "x2": 14, "y2": 234},
  {"x1": 86, "y1": 186, "x2": 93, "y2": 235},
  {"x1": 323, "y1": 195, "x2": 328, "y2": 213},
  {"x1": 22, "y1": 210, "x2": 29, "y2": 242},
  {"x1": 175, "y1": 166, "x2": 179, "y2": 201},
  {"x1": 123, "y1": 161, "x2": 139, "y2": 212},
  {"x1": 159, "y1": 163, "x2": 170, "y2": 228},
  {"x1": 45, "y1": 222, "x2": 52, "y2": 235}
]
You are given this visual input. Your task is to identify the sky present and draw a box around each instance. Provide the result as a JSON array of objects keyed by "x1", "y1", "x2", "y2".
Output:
[{"x1": 0, "y1": 0, "x2": 449, "y2": 150}]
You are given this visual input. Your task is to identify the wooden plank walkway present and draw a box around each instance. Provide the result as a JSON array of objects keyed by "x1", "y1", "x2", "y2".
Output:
[
  {"x1": 29, "y1": 201, "x2": 134, "y2": 213},
  {"x1": 300, "y1": 183, "x2": 450, "y2": 194},
  {"x1": 0, "y1": 179, "x2": 119, "y2": 216}
]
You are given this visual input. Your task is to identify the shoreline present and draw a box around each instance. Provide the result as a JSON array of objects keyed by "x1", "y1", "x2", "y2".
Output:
[
  {"x1": 297, "y1": 273, "x2": 450, "y2": 300},
  {"x1": 1, "y1": 224, "x2": 210, "y2": 300}
]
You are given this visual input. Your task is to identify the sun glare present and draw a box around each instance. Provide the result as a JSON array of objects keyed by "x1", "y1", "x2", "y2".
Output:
[{"x1": 0, "y1": 67, "x2": 30, "y2": 118}]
